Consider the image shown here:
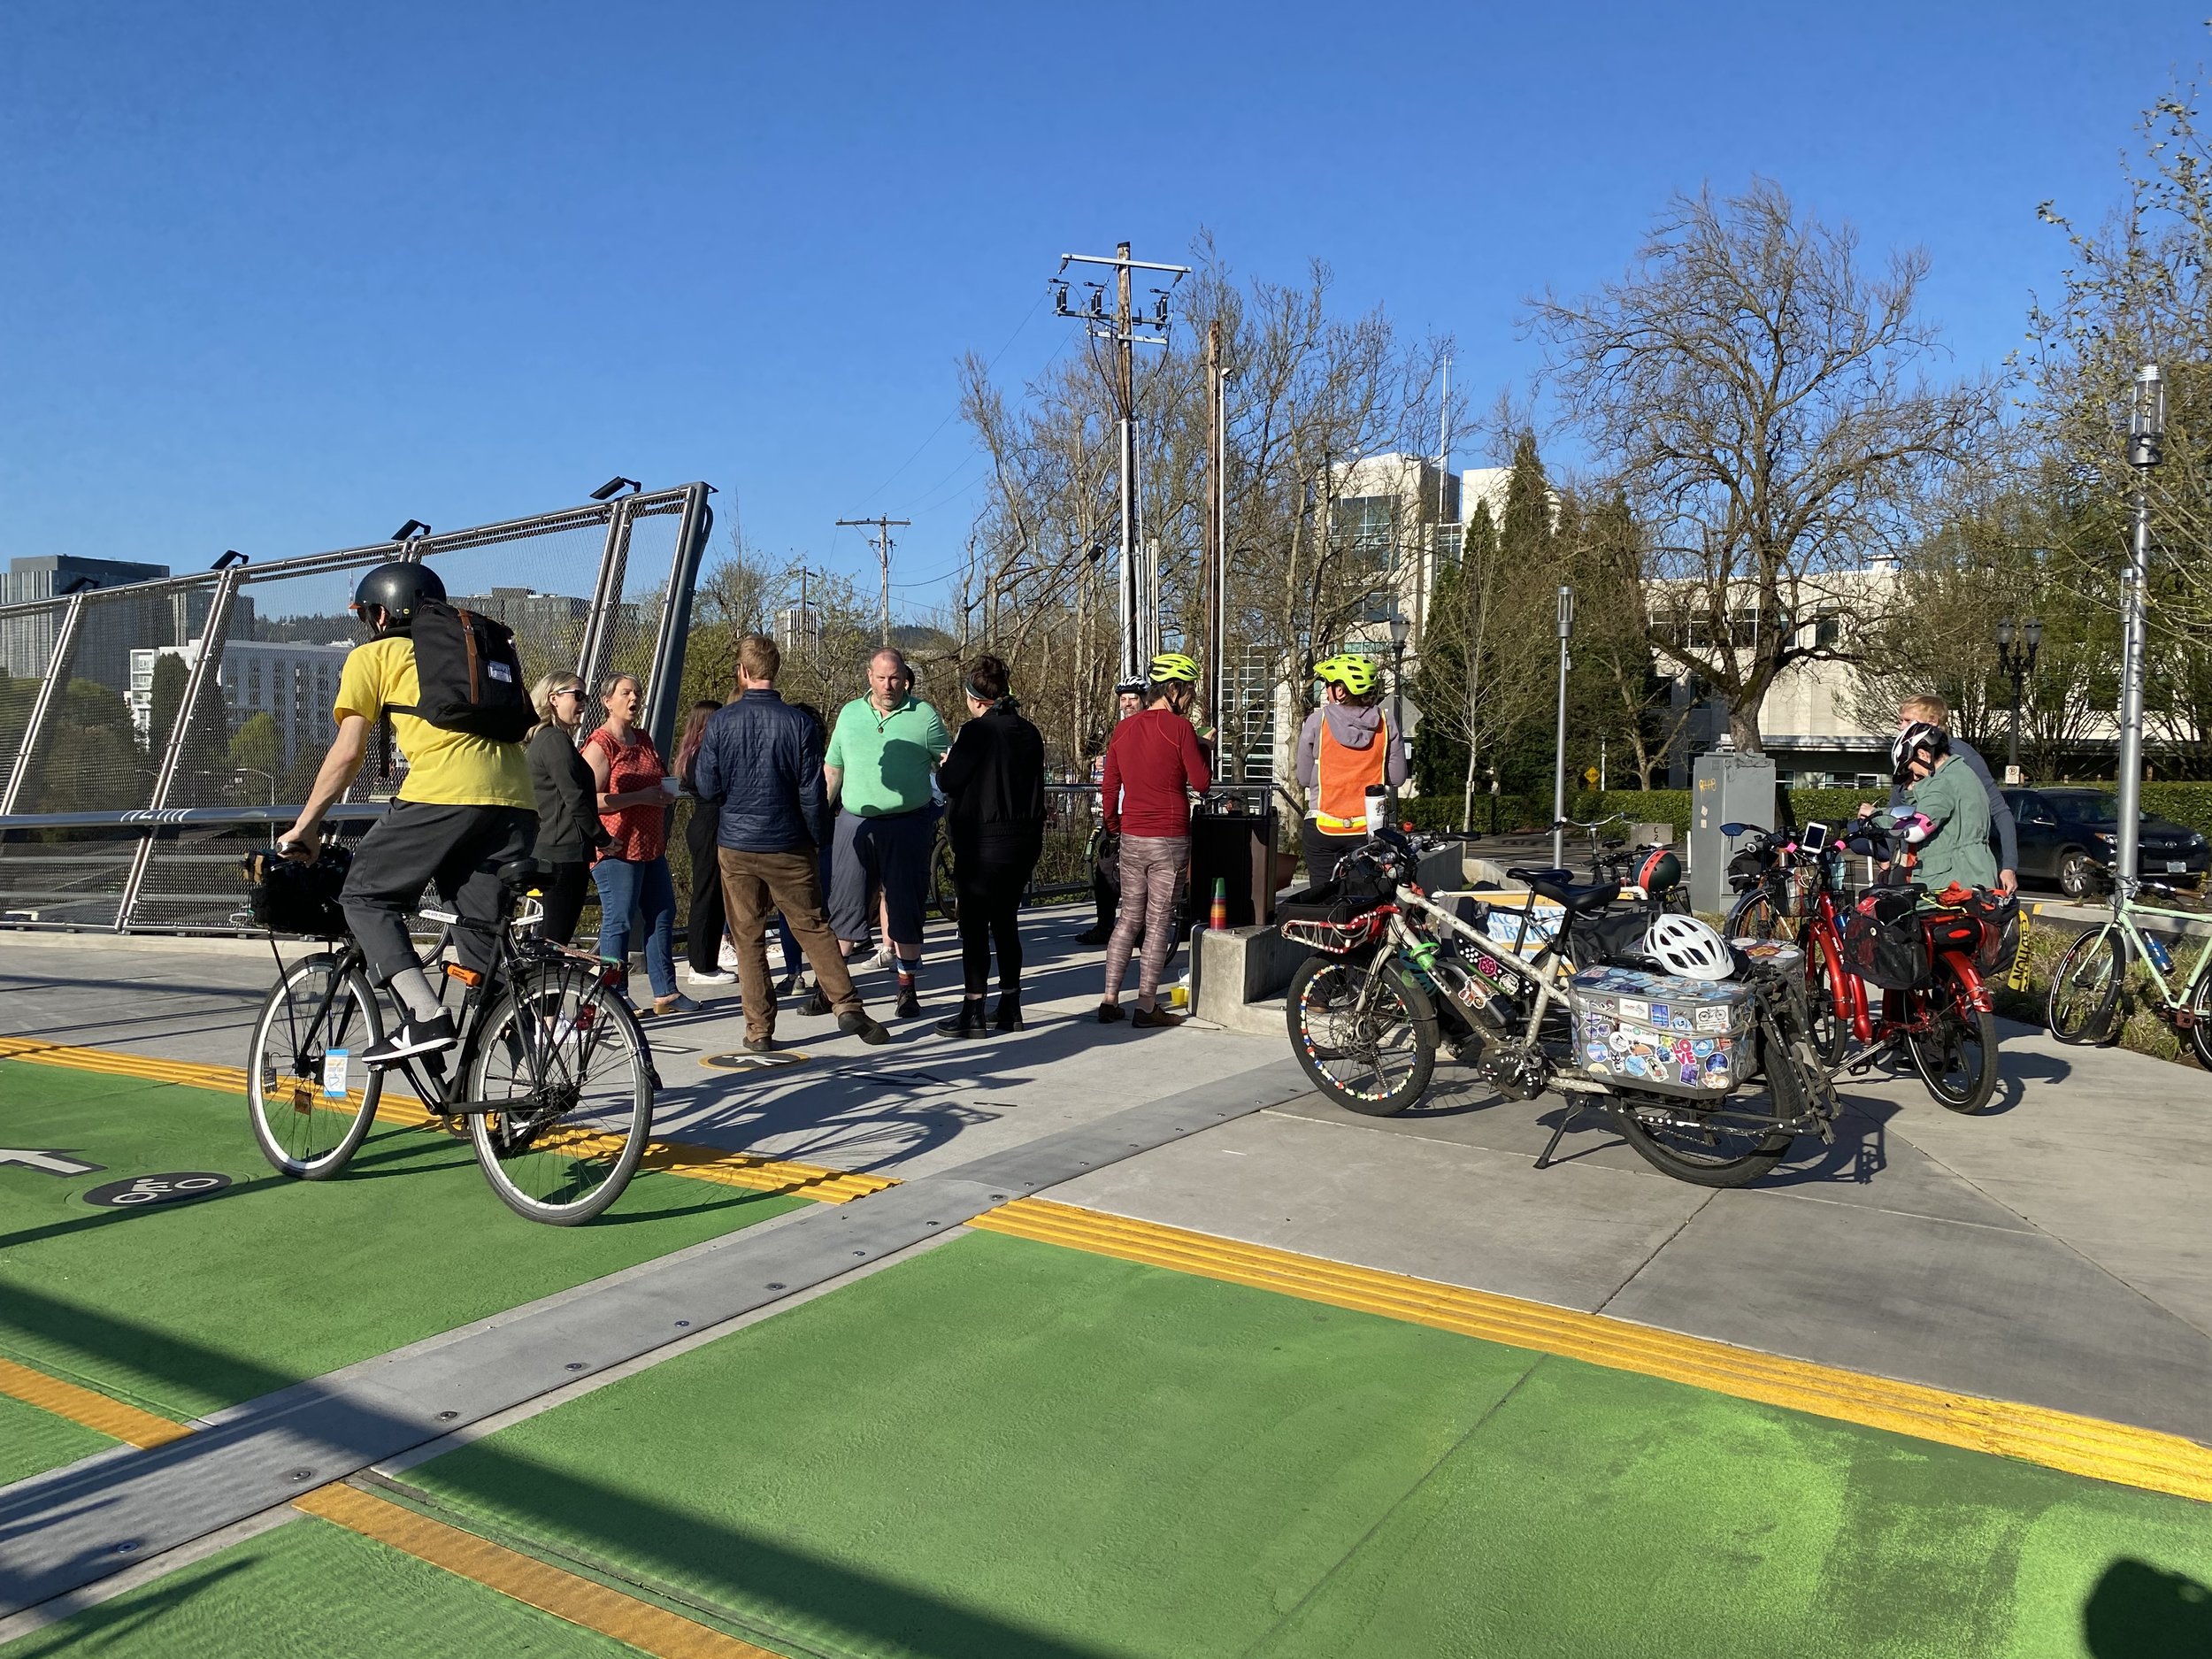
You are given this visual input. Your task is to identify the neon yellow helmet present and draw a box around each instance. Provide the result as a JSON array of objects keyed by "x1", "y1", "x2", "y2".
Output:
[
  {"x1": 1148, "y1": 651, "x2": 1200, "y2": 686},
  {"x1": 1313, "y1": 653, "x2": 1379, "y2": 697}
]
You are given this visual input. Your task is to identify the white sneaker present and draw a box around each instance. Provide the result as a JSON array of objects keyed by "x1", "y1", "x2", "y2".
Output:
[
  {"x1": 867, "y1": 943, "x2": 895, "y2": 971},
  {"x1": 687, "y1": 967, "x2": 737, "y2": 985},
  {"x1": 718, "y1": 941, "x2": 740, "y2": 971}
]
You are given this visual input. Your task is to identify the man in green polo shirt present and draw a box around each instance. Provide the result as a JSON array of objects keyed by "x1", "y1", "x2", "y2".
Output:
[{"x1": 823, "y1": 647, "x2": 951, "y2": 1018}]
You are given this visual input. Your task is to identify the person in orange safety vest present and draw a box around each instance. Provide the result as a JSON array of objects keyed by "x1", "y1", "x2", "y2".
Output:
[{"x1": 1294, "y1": 653, "x2": 1407, "y2": 890}]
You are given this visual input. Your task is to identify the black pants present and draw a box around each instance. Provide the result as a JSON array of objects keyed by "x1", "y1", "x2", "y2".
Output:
[
  {"x1": 537, "y1": 860, "x2": 591, "y2": 947},
  {"x1": 683, "y1": 803, "x2": 726, "y2": 973},
  {"x1": 340, "y1": 803, "x2": 538, "y2": 987},
  {"x1": 1301, "y1": 821, "x2": 1364, "y2": 892},
  {"x1": 954, "y1": 831, "x2": 1040, "y2": 996}
]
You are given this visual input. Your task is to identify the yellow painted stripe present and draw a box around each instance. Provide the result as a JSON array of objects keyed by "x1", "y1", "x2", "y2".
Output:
[
  {"x1": 0, "y1": 1037, "x2": 895, "y2": 1205},
  {"x1": 0, "y1": 1356, "x2": 190, "y2": 1448},
  {"x1": 296, "y1": 1485, "x2": 780, "y2": 1659},
  {"x1": 972, "y1": 1198, "x2": 2212, "y2": 1505}
]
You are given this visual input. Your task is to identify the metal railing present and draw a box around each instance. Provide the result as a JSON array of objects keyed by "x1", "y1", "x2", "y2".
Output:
[{"x1": 0, "y1": 486, "x2": 713, "y2": 933}]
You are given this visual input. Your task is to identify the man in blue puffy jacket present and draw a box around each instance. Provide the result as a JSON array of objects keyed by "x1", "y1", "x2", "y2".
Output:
[{"x1": 694, "y1": 634, "x2": 887, "y2": 1052}]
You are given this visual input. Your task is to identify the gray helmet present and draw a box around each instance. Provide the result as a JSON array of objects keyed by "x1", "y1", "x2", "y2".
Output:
[{"x1": 351, "y1": 561, "x2": 444, "y2": 627}]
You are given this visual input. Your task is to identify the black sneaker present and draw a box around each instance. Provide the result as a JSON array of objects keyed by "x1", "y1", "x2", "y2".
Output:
[
  {"x1": 743, "y1": 1035, "x2": 777, "y2": 1055},
  {"x1": 838, "y1": 1010, "x2": 892, "y2": 1046},
  {"x1": 895, "y1": 984, "x2": 923, "y2": 1019},
  {"x1": 801, "y1": 985, "x2": 833, "y2": 1018},
  {"x1": 361, "y1": 1010, "x2": 457, "y2": 1067},
  {"x1": 1095, "y1": 1002, "x2": 1125, "y2": 1024},
  {"x1": 1074, "y1": 926, "x2": 1110, "y2": 946}
]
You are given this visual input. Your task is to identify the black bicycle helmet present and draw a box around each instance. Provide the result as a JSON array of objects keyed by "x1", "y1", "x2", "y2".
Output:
[
  {"x1": 1890, "y1": 718, "x2": 1949, "y2": 787},
  {"x1": 351, "y1": 561, "x2": 445, "y2": 629}
]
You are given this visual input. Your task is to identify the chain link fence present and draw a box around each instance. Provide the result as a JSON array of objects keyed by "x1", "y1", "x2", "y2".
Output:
[{"x1": 0, "y1": 485, "x2": 711, "y2": 933}]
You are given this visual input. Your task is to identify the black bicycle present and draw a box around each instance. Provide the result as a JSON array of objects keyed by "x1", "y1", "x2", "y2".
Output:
[{"x1": 242, "y1": 851, "x2": 657, "y2": 1225}]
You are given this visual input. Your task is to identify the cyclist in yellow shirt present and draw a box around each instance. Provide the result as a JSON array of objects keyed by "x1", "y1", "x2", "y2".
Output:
[{"x1": 280, "y1": 563, "x2": 538, "y2": 1064}]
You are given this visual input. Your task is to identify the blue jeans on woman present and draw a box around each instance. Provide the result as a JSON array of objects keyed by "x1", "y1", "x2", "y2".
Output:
[{"x1": 592, "y1": 855, "x2": 678, "y2": 1001}]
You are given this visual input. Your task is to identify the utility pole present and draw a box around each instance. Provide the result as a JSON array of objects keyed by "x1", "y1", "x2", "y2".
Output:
[
  {"x1": 1052, "y1": 242, "x2": 1189, "y2": 684},
  {"x1": 782, "y1": 560, "x2": 825, "y2": 657},
  {"x1": 835, "y1": 516, "x2": 910, "y2": 646}
]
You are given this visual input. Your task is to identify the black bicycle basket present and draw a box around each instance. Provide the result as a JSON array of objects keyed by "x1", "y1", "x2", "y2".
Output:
[
  {"x1": 1838, "y1": 887, "x2": 1928, "y2": 991},
  {"x1": 241, "y1": 846, "x2": 353, "y2": 938}
]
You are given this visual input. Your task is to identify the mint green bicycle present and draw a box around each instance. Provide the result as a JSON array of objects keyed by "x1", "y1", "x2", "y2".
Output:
[{"x1": 2045, "y1": 875, "x2": 2212, "y2": 1066}]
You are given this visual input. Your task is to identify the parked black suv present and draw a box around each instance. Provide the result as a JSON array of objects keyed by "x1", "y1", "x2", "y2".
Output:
[{"x1": 2001, "y1": 787, "x2": 2209, "y2": 898}]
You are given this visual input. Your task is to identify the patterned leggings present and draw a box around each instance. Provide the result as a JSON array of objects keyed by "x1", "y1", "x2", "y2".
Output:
[{"x1": 1103, "y1": 834, "x2": 1187, "y2": 1003}]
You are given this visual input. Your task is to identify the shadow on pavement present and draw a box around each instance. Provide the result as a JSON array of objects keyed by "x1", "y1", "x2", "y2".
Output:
[
  {"x1": 2083, "y1": 1557, "x2": 2212, "y2": 1656},
  {"x1": 0, "y1": 1285, "x2": 1120, "y2": 1657}
]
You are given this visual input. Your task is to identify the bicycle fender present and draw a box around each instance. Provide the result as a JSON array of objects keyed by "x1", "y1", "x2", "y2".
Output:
[{"x1": 1939, "y1": 950, "x2": 1993, "y2": 1012}]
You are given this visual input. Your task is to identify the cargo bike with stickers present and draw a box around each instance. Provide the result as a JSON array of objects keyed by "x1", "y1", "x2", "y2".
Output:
[{"x1": 1279, "y1": 830, "x2": 1837, "y2": 1187}]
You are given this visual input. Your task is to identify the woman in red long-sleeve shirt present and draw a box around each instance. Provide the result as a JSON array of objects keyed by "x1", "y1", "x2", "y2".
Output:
[{"x1": 1097, "y1": 654, "x2": 1211, "y2": 1026}]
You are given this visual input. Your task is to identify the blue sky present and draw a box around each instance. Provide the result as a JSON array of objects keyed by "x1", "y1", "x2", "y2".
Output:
[{"x1": 2, "y1": 2, "x2": 2204, "y2": 617}]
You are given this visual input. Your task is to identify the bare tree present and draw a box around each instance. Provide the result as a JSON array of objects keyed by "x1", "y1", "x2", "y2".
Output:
[{"x1": 1532, "y1": 179, "x2": 1995, "y2": 752}]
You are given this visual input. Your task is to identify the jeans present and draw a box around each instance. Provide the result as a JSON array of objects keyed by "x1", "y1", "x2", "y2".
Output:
[{"x1": 592, "y1": 854, "x2": 677, "y2": 1000}]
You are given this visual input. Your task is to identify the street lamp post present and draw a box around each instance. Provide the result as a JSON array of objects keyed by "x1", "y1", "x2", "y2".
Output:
[
  {"x1": 1993, "y1": 618, "x2": 2042, "y2": 783},
  {"x1": 1551, "y1": 586, "x2": 1574, "y2": 869},
  {"x1": 2116, "y1": 364, "x2": 2164, "y2": 890},
  {"x1": 1387, "y1": 609, "x2": 1409, "y2": 810}
]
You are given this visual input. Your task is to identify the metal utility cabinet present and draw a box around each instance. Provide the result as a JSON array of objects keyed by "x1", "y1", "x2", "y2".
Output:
[{"x1": 1688, "y1": 751, "x2": 1778, "y2": 915}]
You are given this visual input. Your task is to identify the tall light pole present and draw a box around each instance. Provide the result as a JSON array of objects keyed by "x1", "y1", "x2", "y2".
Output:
[
  {"x1": 2116, "y1": 363, "x2": 2163, "y2": 890},
  {"x1": 1387, "y1": 609, "x2": 1410, "y2": 808},
  {"x1": 1994, "y1": 617, "x2": 2042, "y2": 782},
  {"x1": 1552, "y1": 586, "x2": 1574, "y2": 868}
]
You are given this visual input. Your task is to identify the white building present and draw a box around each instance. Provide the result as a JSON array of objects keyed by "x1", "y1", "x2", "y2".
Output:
[{"x1": 130, "y1": 638, "x2": 352, "y2": 769}]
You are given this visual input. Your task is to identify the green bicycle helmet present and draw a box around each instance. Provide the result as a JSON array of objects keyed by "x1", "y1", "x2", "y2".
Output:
[
  {"x1": 1313, "y1": 653, "x2": 1379, "y2": 697},
  {"x1": 1148, "y1": 651, "x2": 1200, "y2": 686}
]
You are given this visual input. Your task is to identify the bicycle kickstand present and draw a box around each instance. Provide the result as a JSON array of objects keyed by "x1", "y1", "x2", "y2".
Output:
[{"x1": 1534, "y1": 1097, "x2": 1594, "y2": 1171}]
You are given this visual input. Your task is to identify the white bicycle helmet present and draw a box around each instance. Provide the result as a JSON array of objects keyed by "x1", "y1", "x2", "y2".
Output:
[{"x1": 1644, "y1": 912, "x2": 1734, "y2": 981}]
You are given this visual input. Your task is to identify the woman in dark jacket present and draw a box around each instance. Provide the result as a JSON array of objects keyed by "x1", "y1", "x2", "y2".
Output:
[
  {"x1": 675, "y1": 700, "x2": 733, "y2": 987},
  {"x1": 525, "y1": 672, "x2": 608, "y2": 946},
  {"x1": 933, "y1": 655, "x2": 1047, "y2": 1037}
]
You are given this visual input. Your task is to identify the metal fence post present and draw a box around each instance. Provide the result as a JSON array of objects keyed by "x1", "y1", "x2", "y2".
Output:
[
  {"x1": 0, "y1": 592, "x2": 88, "y2": 817},
  {"x1": 573, "y1": 496, "x2": 634, "y2": 691},
  {"x1": 117, "y1": 567, "x2": 245, "y2": 931},
  {"x1": 642, "y1": 487, "x2": 714, "y2": 759}
]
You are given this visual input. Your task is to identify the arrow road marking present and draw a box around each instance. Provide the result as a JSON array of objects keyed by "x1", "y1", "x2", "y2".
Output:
[{"x1": 0, "y1": 1149, "x2": 104, "y2": 1177}]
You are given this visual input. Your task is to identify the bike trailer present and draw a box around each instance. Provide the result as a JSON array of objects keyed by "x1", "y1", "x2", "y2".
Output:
[
  {"x1": 1839, "y1": 887, "x2": 1932, "y2": 991},
  {"x1": 1568, "y1": 965, "x2": 1756, "y2": 1097}
]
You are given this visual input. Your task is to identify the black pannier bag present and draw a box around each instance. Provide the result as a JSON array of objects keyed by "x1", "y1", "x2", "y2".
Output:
[
  {"x1": 1838, "y1": 887, "x2": 1929, "y2": 991},
  {"x1": 1726, "y1": 848, "x2": 1770, "y2": 894},
  {"x1": 1568, "y1": 899, "x2": 1655, "y2": 971},
  {"x1": 241, "y1": 846, "x2": 353, "y2": 938},
  {"x1": 392, "y1": 601, "x2": 533, "y2": 741}
]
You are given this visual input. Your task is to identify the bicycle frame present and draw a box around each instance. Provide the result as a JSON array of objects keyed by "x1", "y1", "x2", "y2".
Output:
[{"x1": 2079, "y1": 883, "x2": 2212, "y2": 1017}]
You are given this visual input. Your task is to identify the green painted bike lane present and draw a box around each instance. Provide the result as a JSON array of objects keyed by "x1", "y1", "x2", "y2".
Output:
[
  {"x1": 390, "y1": 1233, "x2": 2212, "y2": 1657},
  {"x1": 0, "y1": 1059, "x2": 806, "y2": 1444}
]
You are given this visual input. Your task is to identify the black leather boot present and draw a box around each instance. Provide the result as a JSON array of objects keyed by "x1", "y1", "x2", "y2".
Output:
[
  {"x1": 934, "y1": 997, "x2": 987, "y2": 1039},
  {"x1": 992, "y1": 991, "x2": 1024, "y2": 1032}
]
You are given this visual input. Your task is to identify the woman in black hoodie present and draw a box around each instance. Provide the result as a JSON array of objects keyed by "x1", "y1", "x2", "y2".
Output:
[{"x1": 933, "y1": 655, "x2": 1046, "y2": 1037}]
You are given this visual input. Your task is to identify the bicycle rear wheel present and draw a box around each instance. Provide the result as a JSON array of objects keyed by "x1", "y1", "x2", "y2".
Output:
[
  {"x1": 1609, "y1": 1021, "x2": 1800, "y2": 1188},
  {"x1": 1908, "y1": 967, "x2": 2000, "y2": 1114},
  {"x1": 2047, "y1": 926, "x2": 2123, "y2": 1045},
  {"x1": 466, "y1": 966, "x2": 654, "y2": 1224},
  {"x1": 246, "y1": 953, "x2": 384, "y2": 1179}
]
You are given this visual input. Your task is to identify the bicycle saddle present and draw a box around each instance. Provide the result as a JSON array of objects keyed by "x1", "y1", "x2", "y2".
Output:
[
  {"x1": 1507, "y1": 866, "x2": 1618, "y2": 914},
  {"x1": 498, "y1": 858, "x2": 547, "y2": 890}
]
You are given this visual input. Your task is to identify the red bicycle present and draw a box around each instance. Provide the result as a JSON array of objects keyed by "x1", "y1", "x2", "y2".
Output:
[{"x1": 1725, "y1": 819, "x2": 2001, "y2": 1115}]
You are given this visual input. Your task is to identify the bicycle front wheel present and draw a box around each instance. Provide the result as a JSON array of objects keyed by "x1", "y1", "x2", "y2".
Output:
[
  {"x1": 1908, "y1": 966, "x2": 2000, "y2": 1114},
  {"x1": 1724, "y1": 887, "x2": 1788, "y2": 943},
  {"x1": 2188, "y1": 968, "x2": 2212, "y2": 1071},
  {"x1": 1286, "y1": 954, "x2": 1436, "y2": 1116},
  {"x1": 2047, "y1": 926, "x2": 2123, "y2": 1046},
  {"x1": 246, "y1": 953, "x2": 384, "y2": 1179},
  {"x1": 466, "y1": 967, "x2": 654, "y2": 1225}
]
